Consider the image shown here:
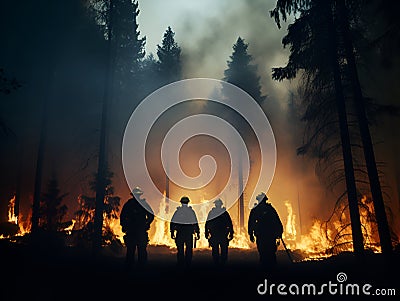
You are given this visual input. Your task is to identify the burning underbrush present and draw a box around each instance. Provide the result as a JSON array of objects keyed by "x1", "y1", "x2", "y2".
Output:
[
  {"x1": 281, "y1": 196, "x2": 385, "y2": 261},
  {"x1": 0, "y1": 194, "x2": 395, "y2": 261}
]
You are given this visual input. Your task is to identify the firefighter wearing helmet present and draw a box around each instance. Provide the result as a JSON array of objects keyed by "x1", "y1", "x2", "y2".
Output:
[{"x1": 120, "y1": 187, "x2": 154, "y2": 269}]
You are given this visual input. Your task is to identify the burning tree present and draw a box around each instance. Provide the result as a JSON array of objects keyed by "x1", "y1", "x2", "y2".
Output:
[
  {"x1": 74, "y1": 168, "x2": 121, "y2": 248},
  {"x1": 324, "y1": 194, "x2": 394, "y2": 254},
  {"x1": 280, "y1": 197, "x2": 387, "y2": 261},
  {"x1": 270, "y1": 0, "x2": 395, "y2": 256},
  {"x1": 0, "y1": 196, "x2": 19, "y2": 238}
]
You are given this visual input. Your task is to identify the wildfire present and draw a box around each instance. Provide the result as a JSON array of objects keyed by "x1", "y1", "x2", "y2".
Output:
[
  {"x1": 8, "y1": 195, "x2": 18, "y2": 224},
  {"x1": 64, "y1": 219, "x2": 76, "y2": 235},
  {"x1": 229, "y1": 230, "x2": 252, "y2": 249},
  {"x1": 281, "y1": 197, "x2": 382, "y2": 261},
  {"x1": 145, "y1": 193, "x2": 252, "y2": 249},
  {"x1": 5, "y1": 195, "x2": 31, "y2": 236},
  {"x1": 2, "y1": 192, "x2": 383, "y2": 260},
  {"x1": 105, "y1": 215, "x2": 124, "y2": 243},
  {"x1": 359, "y1": 195, "x2": 381, "y2": 253},
  {"x1": 283, "y1": 200, "x2": 296, "y2": 241},
  {"x1": 19, "y1": 211, "x2": 32, "y2": 235},
  {"x1": 150, "y1": 192, "x2": 175, "y2": 247}
]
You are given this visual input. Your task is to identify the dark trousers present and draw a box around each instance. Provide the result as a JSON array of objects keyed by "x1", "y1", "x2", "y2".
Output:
[
  {"x1": 256, "y1": 237, "x2": 278, "y2": 269},
  {"x1": 175, "y1": 235, "x2": 193, "y2": 267},
  {"x1": 124, "y1": 234, "x2": 148, "y2": 268},
  {"x1": 210, "y1": 238, "x2": 228, "y2": 265},
  {"x1": 126, "y1": 244, "x2": 147, "y2": 266}
]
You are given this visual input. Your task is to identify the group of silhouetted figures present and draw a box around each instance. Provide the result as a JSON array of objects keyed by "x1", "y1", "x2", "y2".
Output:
[{"x1": 120, "y1": 187, "x2": 283, "y2": 271}]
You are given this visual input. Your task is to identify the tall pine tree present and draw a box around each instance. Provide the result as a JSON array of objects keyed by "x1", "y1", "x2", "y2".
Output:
[
  {"x1": 112, "y1": 0, "x2": 146, "y2": 90},
  {"x1": 224, "y1": 37, "x2": 265, "y2": 104},
  {"x1": 222, "y1": 37, "x2": 265, "y2": 232},
  {"x1": 270, "y1": 0, "x2": 393, "y2": 255},
  {"x1": 40, "y1": 175, "x2": 68, "y2": 232},
  {"x1": 75, "y1": 167, "x2": 121, "y2": 247},
  {"x1": 157, "y1": 26, "x2": 182, "y2": 84}
]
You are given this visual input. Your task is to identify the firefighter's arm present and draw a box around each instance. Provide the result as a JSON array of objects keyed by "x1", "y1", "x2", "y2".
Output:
[
  {"x1": 274, "y1": 209, "x2": 284, "y2": 238},
  {"x1": 192, "y1": 210, "x2": 200, "y2": 239},
  {"x1": 121, "y1": 222, "x2": 127, "y2": 233},
  {"x1": 228, "y1": 229, "x2": 234, "y2": 241},
  {"x1": 249, "y1": 234, "x2": 255, "y2": 243},
  {"x1": 143, "y1": 200, "x2": 155, "y2": 226},
  {"x1": 227, "y1": 213, "x2": 234, "y2": 240},
  {"x1": 248, "y1": 209, "x2": 255, "y2": 239},
  {"x1": 228, "y1": 224, "x2": 234, "y2": 240},
  {"x1": 146, "y1": 212, "x2": 154, "y2": 229},
  {"x1": 170, "y1": 223, "x2": 176, "y2": 239},
  {"x1": 170, "y1": 211, "x2": 178, "y2": 239},
  {"x1": 205, "y1": 221, "x2": 211, "y2": 239},
  {"x1": 194, "y1": 224, "x2": 200, "y2": 240},
  {"x1": 120, "y1": 206, "x2": 127, "y2": 233},
  {"x1": 278, "y1": 221, "x2": 283, "y2": 238}
]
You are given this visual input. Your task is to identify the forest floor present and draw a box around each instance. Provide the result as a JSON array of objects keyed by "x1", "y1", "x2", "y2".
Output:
[{"x1": 1, "y1": 239, "x2": 399, "y2": 300}]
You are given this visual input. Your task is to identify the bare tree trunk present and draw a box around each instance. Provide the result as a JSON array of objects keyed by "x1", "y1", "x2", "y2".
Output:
[
  {"x1": 31, "y1": 96, "x2": 48, "y2": 234},
  {"x1": 327, "y1": 1, "x2": 364, "y2": 255},
  {"x1": 336, "y1": 0, "x2": 393, "y2": 255},
  {"x1": 166, "y1": 162, "x2": 170, "y2": 215},
  {"x1": 14, "y1": 141, "x2": 22, "y2": 227},
  {"x1": 238, "y1": 155, "x2": 244, "y2": 232},
  {"x1": 93, "y1": 0, "x2": 114, "y2": 255}
]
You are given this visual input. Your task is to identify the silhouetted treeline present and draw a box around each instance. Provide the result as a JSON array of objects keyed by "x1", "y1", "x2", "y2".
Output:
[
  {"x1": 0, "y1": 0, "x2": 108, "y2": 221},
  {"x1": 0, "y1": 0, "x2": 184, "y2": 225}
]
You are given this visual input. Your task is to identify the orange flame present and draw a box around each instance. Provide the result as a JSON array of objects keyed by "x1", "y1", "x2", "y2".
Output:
[
  {"x1": 64, "y1": 219, "x2": 76, "y2": 235},
  {"x1": 281, "y1": 197, "x2": 381, "y2": 261},
  {"x1": 4, "y1": 191, "x2": 381, "y2": 259},
  {"x1": 283, "y1": 200, "x2": 296, "y2": 241},
  {"x1": 8, "y1": 195, "x2": 18, "y2": 224}
]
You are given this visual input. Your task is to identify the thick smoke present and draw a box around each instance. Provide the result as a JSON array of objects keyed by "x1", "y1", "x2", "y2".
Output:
[
  {"x1": 174, "y1": 0, "x2": 330, "y2": 231},
  {"x1": 1, "y1": 0, "x2": 398, "y2": 238}
]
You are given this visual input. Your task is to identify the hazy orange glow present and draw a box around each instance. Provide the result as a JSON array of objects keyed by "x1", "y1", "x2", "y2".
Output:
[
  {"x1": 147, "y1": 192, "x2": 253, "y2": 249},
  {"x1": 2, "y1": 193, "x2": 382, "y2": 261}
]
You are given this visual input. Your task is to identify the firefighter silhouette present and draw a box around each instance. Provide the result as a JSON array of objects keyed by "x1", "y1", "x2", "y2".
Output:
[
  {"x1": 205, "y1": 198, "x2": 234, "y2": 266},
  {"x1": 120, "y1": 187, "x2": 154, "y2": 269},
  {"x1": 248, "y1": 192, "x2": 283, "y2": 269},
  {"x1": 170, "y1": 196, "x2": 200, "y2": 268}
]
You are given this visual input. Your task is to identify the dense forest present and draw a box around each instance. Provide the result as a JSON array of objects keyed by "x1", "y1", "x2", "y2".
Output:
[{"x1": 0, "y1": 1, "x2": 400, "y2": 298}]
